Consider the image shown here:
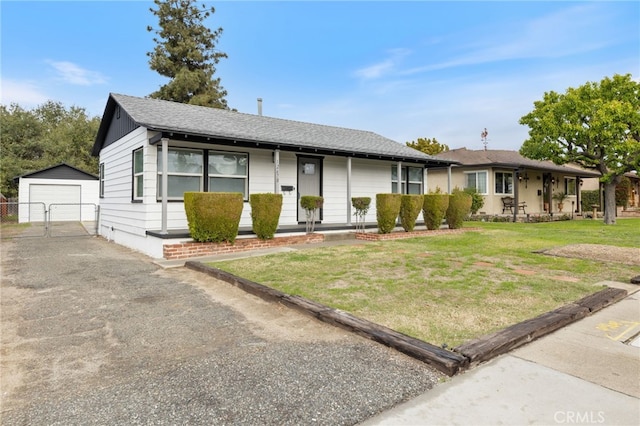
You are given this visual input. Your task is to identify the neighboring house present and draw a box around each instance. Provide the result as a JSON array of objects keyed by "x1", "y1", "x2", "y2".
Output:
[
  {"x1": 625, "y1": 172, "x2": 640, "y2": 208},
  {"x1": 13, "y1": 163, "x2": 99, "y2": 223},
  {"x1": 427, "y1": 148, "x2": 600, "y2": 216},
  {"x1": 91, "y1": 93, "x2": 454, "y2": 258}
]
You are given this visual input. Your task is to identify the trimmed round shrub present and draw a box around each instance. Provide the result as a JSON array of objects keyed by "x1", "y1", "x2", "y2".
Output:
[
  {"x1": 376, "y1": 193, "x2": 402, "y2": 234},
  {"x1": 445, "y1": 191, "x2": 472, "y2": 229},
  {"x1": 400, "y1": 194, "x2": 424, "y2": 232},
  {"x1": 300, "y1": 195, "x2": 324, "y2": 211},
  {"x1": 352, "y1": 197, "x2": 371, "y2": 233},
  {"x1": 423, "y1": 194, "x2": 450, "y2": 230},
  {"x1": 351, "y1": 197, "x2": 371, "y2": 212},
  {"x1": 250, "y1": 193, "x2": 283, "y2": 240},
  {"x1": 184, "y1": 192, "x2": 244, "y2": 243},
  {"x1": 300, "y1": 195, "x2": 324, "y2": 233}
]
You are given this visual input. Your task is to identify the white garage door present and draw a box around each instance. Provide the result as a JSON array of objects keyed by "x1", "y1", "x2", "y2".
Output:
[{"x1": 29, "y1": 184, "x2": 81, "y2": 222}]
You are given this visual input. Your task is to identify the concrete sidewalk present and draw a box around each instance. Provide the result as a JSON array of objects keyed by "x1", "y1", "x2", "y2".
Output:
[{"x1": 361, "y1": 283, "x2": 640, "y2": 426}]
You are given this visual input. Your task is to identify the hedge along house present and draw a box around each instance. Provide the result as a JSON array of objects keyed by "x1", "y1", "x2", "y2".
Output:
[
  {"x1": 427, "y1": 148, "x2": 601, "y2": 219},
  {"x1": 91, "y1": 93, "x2": 454, "y2": 259}
]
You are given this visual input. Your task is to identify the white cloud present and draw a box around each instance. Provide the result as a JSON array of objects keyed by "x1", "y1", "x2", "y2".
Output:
[
  {"x1": 403, "y1": 4, "x2": 617, "y2": 76},
  {"x1": 353, "y1": 48, "x2": 412, "y2": 80},
  {"x1": 0, "y1": 79, "x2": 49, "y2": 107},
  {"x1": 47, "y1": 60, "x2": 108, "y2": 86}
]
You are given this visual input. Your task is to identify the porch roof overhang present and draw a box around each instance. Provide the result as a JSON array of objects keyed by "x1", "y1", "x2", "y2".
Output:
[
  {"x1": 147, "y1": 129, "x2": 457, "y2": 168},
  {"x1": 448, "y1": 162, "x2": 601, "y2": 179},
  {"x1": 430, "y1": 148, "x2": 601, "y2": 179}
]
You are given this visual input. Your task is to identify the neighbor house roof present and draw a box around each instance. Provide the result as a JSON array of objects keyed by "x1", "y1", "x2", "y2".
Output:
[
  {"x1": 433, "y1": 148, "x2": 601, "y2": 177},
  {"x1": 13, "y1": 163, "x2": 98, "y2": 183},
  {"x1": 92, "y1": 93, "x2": 454, "y2": 167}
]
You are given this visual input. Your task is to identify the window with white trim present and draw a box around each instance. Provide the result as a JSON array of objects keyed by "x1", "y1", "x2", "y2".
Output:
[
  {"x1": 99, "y1": 163, "x2": 105, "y2": 198},
  {"x1": 391, "y1": 166, "x2": 423, "y2": 194},
  {"x1": 157, "y1": 147, "x2": 203, "y2": 200},
  {"x1": 208, "y1": 151, "x2": 249, "y2": 200},
  {"x1": 494, "y1": 172, "x2": 513, "y2": 194},
  {"x1": 464, "y1": 171, "x2": 488, "y2": 194},
  {"x1": 133, "y1": 148, "x2": 144, "y2": 200},
  {"x1": 565, "y1": 177, "x2": 577, "y2": 196}
]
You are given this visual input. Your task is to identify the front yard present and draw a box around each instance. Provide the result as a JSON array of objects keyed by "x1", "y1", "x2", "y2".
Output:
[{"x1": 209, "y1": 219, "x2": 640, "y2": 347}]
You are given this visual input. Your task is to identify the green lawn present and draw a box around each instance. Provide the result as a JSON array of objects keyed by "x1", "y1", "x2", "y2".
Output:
[{"x1": 210, "y1": 219, "x2": 640, "y2": 347}]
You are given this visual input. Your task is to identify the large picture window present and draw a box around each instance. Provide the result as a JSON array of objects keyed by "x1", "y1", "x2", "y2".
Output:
[
  {"x1": 464, "y1": 171, "x2": 488, "y2": 194},
  {"x1": 133, "y1": 148, "x2": 144, "y2": 201},
  {"x1": 209, "y1": 151, "x2": 249, "y2": 199},
  {"x1": 391, "y1": 166, "x2": 423, "y2": 194},
  {"x1": 157, "y1": 147, "x2": 203, "y2": 200},
  {"x1": 495, "y1": 172, "x2": 513, "y2": 194}
]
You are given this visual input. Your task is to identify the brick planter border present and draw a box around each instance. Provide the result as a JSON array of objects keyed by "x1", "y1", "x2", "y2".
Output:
[{"x1": 163, "y1": 233, "x2": 325, "y2": 260}]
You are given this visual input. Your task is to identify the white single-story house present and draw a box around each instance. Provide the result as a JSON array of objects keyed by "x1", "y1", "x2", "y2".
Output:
[
  {"x1": 91, "y1": 93, "x2": 455, "y2": 258},
  {"x1": 427, "y1": 148, "x2": 601, "y2": 217},
  {"x1": 14, "y1": 163, "x2": 99, "y2": 223}
]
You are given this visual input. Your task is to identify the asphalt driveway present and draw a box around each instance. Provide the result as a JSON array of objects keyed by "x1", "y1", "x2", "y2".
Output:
[{"x1": 0, "y1": 225, "x2": 441, "y2": 425}]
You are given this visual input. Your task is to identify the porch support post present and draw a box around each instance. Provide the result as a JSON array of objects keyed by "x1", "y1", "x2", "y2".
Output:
[
  {"x1": 274, "y1": 149, "x2": 280, "y2": 194},
  {"x1": 396, "y1": 162, "x2": 402, "y2": 194},
  {"x1": 513, "y1": 168, "x2": 519, "y2": 223},
  {"x1": 161, "y1": 137, "x2": 169, "y2": 234},
  {"x1": 447, "y1": 165, "x2": 452, "y2": 194},
  {"x1": 576, "y1": 178, "x2": 581, "y2": 214},
  {"x1": 346, "y1": 156, "x2": 352, "y2": 225}
]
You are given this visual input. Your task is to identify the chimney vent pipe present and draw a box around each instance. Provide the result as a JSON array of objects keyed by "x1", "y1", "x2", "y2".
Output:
[{"x1": 257, "y1": 98, "x2": 263, "y2": 116}]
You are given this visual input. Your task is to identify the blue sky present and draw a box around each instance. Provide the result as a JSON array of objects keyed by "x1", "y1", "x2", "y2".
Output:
[{"x1": 1, "y1": 1, "x2": 638, "y2": 151}]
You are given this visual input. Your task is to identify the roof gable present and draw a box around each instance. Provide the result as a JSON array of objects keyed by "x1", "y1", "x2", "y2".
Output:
[
  {"x1": 14, "y1": 163, "x2": 98, "y2": 182},
  {"x1": 92, "y1": 93, "x2": 453, "y2": 166}
]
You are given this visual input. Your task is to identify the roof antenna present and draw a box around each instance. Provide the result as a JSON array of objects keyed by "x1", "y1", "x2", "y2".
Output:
[{"x1": 481, "y1": 128, "x2": 489, "y2": 150}]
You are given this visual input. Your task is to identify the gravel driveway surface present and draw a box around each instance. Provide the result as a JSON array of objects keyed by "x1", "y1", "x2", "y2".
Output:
[{"x1": 1, "y1": 226, "x2": 441, "y2": 425}]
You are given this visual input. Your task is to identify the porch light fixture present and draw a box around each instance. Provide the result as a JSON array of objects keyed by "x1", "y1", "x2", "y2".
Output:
[
  {"x1": 518, "y1": 171, "x2": 530, "y2": 188},
  {"x1": 579, "y1": 178, "x2": 584, "y2": 186}
]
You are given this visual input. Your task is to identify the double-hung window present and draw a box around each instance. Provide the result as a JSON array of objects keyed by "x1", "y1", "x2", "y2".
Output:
[
  {"x1": 157, "y1": 147, "x2": 203, "y2": 200},
  {"x1": 565, "y1": 177, "x2": 577, "y2": 196},
  {"x1": 132, "y1": 148, "x2": 144, "y2": 201},
  {"x1": 494, "y1": 172, "x2": 513, "y2": 194},
  {"x1": 208, "y1": 151, "x2": 249, "y2": 200},
  {"x1": 391, "y1": 166, "x2": 424, "y2": 194},
  {"x1": 464, "y1": 171, "x2": 488, "y2": 194},
  {"x1": 99, "y1": 163, "x2": 105, "y2": 198}
]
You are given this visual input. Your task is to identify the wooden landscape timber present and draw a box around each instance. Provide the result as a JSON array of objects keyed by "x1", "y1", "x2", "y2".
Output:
[{"x1": 184, "y1": 261, "x2": 628, "y2": 377}]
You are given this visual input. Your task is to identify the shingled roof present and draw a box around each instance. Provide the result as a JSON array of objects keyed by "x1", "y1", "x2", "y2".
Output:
[
  {"x1": 434, "y1": 148, "x2": 600, "y2": 177},
  {"x1": 93, "y1": 93, "x2": 453, "y2": 166}
]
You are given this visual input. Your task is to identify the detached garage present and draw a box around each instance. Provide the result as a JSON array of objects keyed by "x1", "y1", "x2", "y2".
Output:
[{"x1": 14, "y1": 163, "x2": 99, "y2": 223}]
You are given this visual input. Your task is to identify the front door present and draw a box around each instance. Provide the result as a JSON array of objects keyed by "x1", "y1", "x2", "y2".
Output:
[{"x1": 297, "y1": 156, "x2": 322, "y2": 222}]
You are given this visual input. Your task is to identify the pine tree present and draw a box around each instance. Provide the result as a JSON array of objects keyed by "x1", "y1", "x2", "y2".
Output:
[
  {"x1": 147, "y1": 0, "x2": 229, "y2": 109},
  {"x1": 405, "y1": 137, "x2": 449, "y2": 155}
]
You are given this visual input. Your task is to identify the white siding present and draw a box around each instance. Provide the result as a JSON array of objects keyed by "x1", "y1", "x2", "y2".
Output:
[
  {"x1": 98, "y1": 126, "x2": 151, "y2": 242},
  {"x1": 98, "y1": 127, "x2": 429, "y2": 258}
]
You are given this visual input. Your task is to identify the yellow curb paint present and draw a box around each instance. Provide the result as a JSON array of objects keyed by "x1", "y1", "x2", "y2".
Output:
[{"x1": 596, "y1": 320, "x2": 640, "y2": 341}]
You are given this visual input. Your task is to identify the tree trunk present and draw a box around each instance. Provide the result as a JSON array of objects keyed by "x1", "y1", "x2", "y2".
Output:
[{"x1": 603, "y1": 181, "x2": 617, "y2": 225}]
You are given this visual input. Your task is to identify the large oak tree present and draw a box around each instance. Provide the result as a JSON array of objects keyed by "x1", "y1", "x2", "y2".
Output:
[
  {"x1": 519, "y1": 74, "x2": 640, "y2": 224},
  {"x1": 147, "y1": 0, "x2": 229, "y2": 109}
]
